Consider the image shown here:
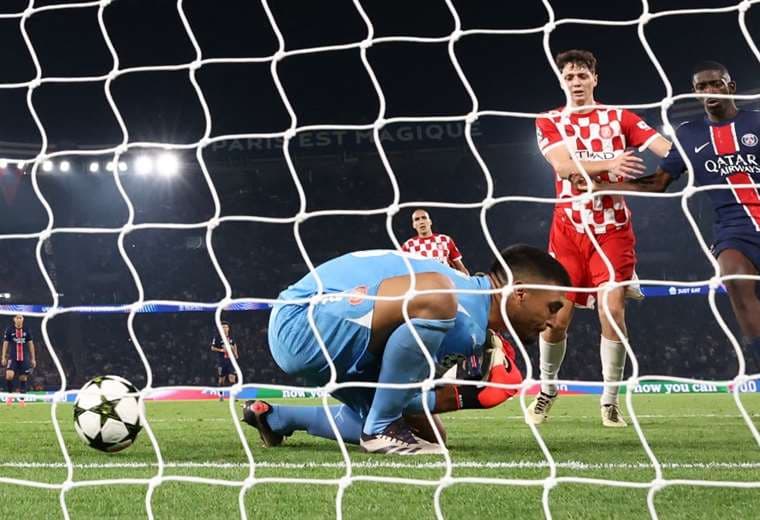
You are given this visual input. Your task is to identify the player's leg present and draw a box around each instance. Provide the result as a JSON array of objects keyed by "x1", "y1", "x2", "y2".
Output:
[
  {"x1": 5, "y1": 366, "x2": 15, "y2": 405},
  {"x1": 243, "y1": 401, "x2": 365, "y2": 446},
  {"x1": 17, "y1": 374, "x2": 27, "y2": 407},
  {"x1": 226, "y1": 361, "x2": 237, "y2": 386},
  {"x1": 717, "y1": 247, "x2": 760, "y2": 371},
  {"x1": 527, "y1": 225, "x2": 583, "y2": 424},
  {"x1": 360, "y1": 272, "x2": 457, "y2": 454},
  {"x1": 216, "y1": 365, "x2": 225, "y2": 401},
  {"x1": 590, "y1": 227, "x2": 636, "y2": 428}
]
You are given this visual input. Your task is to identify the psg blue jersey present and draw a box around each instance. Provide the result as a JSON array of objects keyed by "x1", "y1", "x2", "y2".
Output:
[
  {"x1": 4, "y1": 327, "x2": 33, "y2": 362},
  {"x1": 660, "y1": 109, "x2": 760, "y2": 236},
  {"x1": 277, "y1": 250, "x2": 493, "y2": 361}
]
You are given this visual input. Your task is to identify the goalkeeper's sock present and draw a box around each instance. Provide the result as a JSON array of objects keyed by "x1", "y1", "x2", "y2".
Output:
[
  {"x1": 363, "y1": 317, "x2": 454, "y2": 436},
  {"x1": 266, "y1": 404, "x2": 364, "y2": 444},
  {"x1": 19, "y1": 379, "x2": 26, "y2": 393},
  {"x1": 539, "y1": 336, "x2": 566, "y2": 396},
  {"x1": 600, "y1": 336, "x2": 627, "y2": 406},
  {"x1": 403, "y1": 390, "x2": 436, "y2": 415}
]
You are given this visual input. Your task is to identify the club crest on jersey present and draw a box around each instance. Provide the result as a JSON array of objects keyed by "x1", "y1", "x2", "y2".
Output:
[
  {"x1": 599, "y1": 125, "x2": 613, "y2": 139},
  {"x1": 741, "y1": 133, "x2": 758, "y2": 147},
  {"x1": 348, "y1": 285, "x2": 368, "y2": 305}
]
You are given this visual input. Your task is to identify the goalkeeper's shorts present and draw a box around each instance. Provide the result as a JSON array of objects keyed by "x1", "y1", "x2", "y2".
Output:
[{"x1": 268, "y1": 288, "x2": 379, "y2": 386}]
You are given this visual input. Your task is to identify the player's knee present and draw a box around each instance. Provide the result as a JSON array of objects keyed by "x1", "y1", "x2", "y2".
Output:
[
  {"x1": 410, "y1": 273, "x2": 457, "y2": 320},
  {"x1": 600, "y1": 299, "x2": 626, "y2": 326}
]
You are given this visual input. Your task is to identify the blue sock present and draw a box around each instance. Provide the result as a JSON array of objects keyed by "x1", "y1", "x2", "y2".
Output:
[
  {"x1": 363, "y1": 317, "x2": 455, "y2": 436},
  {"x1": 404, "y1": 390, "x2": 437, "y2": 415},
  {"x1": 19, "y1": 379, "x2": 26, "y2": 393},
  {"x1": 266, "y1": 404, "x2": 364, "y2": 445}
]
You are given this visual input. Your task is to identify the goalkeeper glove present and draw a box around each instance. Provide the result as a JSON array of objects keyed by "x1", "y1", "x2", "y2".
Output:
[{"x1": 455, "y1": 329, "x2": 523, "y2": 410}]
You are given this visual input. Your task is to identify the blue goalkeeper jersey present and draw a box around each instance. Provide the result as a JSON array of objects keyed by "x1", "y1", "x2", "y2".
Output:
[{"x1": 276, "y1": 250, "x2": 492, "y2": 363}]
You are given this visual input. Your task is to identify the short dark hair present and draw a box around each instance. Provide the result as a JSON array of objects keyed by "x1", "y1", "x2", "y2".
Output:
[
  {"x1": 221, "y1": 321, "x2": 230, "y2": 327},
  {"x1": 490, "y1": 244, "x2": 571, "y2": 287},
  {"x1": 692, "y1": 60, "x2": 729, "y2": 78},
  {"x1": 555, "y1": 49, "x2": 597, "y2": 74}
]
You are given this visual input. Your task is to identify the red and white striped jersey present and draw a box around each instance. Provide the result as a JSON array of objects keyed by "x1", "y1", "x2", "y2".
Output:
[
  {"x1": 536, "y1": 106, "x2": 659, "y2": 234},
  {"x1": 401, "y1": 233, "x2": 463, "y2": 266}
]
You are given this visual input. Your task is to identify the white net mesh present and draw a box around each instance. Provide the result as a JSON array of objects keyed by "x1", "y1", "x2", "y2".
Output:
[{"x1": 0, "y1": 0, "x2": 759, "y2": 518}]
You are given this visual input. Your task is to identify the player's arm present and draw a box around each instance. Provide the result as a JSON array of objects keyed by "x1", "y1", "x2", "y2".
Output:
[
  {"x1": 621, "y1": 109, "x2": 672, "y2": 159},
  {"x1": 544, "y1": 146, "x2": 645, "y2": 180},
  {"x1": 232, "y1": 342, "x2": 239, "y2": 359},
  {"x1": 28, "y1": 340, "x2": 36, "y2": 368},
  {"x1": 571, "y1": 167, "x2": 676, "y2": 193},
  {"x1": 210, "y1": 340, "x2": 224, "y2": 353},
  {"x1": 446, "y1": 237, "x2": 469, "y2": 276},
  {"x1": 536, "y1": 116, "x2": 645, "y2": 179},
  {"x1": 644, "y1": 135, "x2": 672, "y2": 158},
  {"x1": 434, "y1": 330, "x2": 522, "y2": 413},
  {"x1": 450, "y1": 258, "x2": 470, "y2": 276},
  {"x1": 1, "y1": 339, "x2": 7, "y2": 366},
  {"x1": 574, "y1": 135, "x2": 685, "y2": 194}
]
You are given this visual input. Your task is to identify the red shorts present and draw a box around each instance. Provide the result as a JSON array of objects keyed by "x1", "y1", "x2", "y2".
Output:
[{"x1": 548, "y1": 216, "x2": 636, "y2": 308}]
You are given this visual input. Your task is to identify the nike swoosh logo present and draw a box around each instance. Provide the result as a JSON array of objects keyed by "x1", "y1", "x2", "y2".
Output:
[{"x1": 694, "y1": 142, "x2": 711, "y2": 153}]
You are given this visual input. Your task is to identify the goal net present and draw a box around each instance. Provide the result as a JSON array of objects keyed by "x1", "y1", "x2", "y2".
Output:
[{"x1": 0, "y1": 0, "x2": 759, "y2": 518}]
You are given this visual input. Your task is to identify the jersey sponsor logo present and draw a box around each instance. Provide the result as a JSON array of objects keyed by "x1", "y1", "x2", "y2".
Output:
[
  {"x1": 741, "y1": 133, "x2": 758, "y2": 147},
  {"x1": 694, "y1": 142, "x2": 711, "y2": 154},
  {"x1": 599, "y1": 125, "x2": 613, "y2": 139},
  {"x1": 704, "y1": 154, "x2": 760, "y2": 175},
  {"x1": 348, "y1": 285, "x2": 368, "y2": 305},
  {"x1": 637, "y1": 121, "x2": 651, "y2": 130},
  {"x1": 574, "y1": 150, "x2": 616, "y2": 160}
]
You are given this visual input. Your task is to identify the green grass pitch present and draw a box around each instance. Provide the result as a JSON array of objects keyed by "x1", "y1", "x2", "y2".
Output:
[{"x1": 0, "y1": 394, "x2": 758, "y2": 519}]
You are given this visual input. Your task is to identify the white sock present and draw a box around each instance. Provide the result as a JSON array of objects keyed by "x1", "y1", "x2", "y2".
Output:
[
  {"x1": 539, "y1": 336, "x2": 566, "y2": 396},
  {"x1": 600, "y1": 336, "x2": 626, "y2": 406}
]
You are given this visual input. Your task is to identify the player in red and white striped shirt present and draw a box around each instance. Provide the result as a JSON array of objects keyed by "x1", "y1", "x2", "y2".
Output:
[
  {"x1": 528, "y1": 50, "x2": 672, "y2": 427},
  {"x1": 401, "y1": 209, "x2": 470, "y2": 275}
]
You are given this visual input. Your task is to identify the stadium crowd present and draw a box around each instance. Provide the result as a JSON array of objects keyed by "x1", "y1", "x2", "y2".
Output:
[{"x1": 0, "y1": 141, "x2": 751, "y2": 392}]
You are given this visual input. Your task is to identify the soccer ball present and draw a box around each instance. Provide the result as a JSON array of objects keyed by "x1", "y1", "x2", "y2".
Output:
[{"x1": 73, "y1": 375, "x2": 142, "y2": 453}]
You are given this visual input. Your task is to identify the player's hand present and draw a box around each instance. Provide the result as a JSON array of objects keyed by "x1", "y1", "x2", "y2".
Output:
[
  {"x1": 1, "y1": 358, "x2": 6, "y2": 367},
  {"x1": 31, "y1": 359, "x2": 36, "y2": 369},
  {"x1": 569, "y1": 173, "x2": 593, "y2": 192},
  {"x1": 609, "y1": 150, "x2": 645, "y2": 178}
]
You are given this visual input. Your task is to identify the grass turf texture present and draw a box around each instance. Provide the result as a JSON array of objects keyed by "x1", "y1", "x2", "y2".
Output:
[{"x1": 0, "y1": 394, "x2": 758, "y2": 519}]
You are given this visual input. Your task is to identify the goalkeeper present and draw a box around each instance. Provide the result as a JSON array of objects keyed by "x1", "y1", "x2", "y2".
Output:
[
  {"x1": 246, "y1": 245, "x2": 568, "y2": 455},
  {"x1": 243, "y1": 329, "x2": 524, "y2": 448}
]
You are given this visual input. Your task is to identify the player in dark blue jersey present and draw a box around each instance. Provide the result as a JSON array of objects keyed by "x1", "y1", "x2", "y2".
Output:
[
  {"x1": 243, "y1": 245, "x2": 569, "y2": 455},
  {"x1": 1, "y1": 315, "x2": 36, "y2": 405},
  {"x1": 575, "y1": 61, "x2": 760, "y2": 370},
  {"x1": 210, "y1": 321, "x2": 239, "y2": 401}
]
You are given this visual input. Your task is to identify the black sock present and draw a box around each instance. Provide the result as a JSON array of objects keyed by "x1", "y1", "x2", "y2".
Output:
[
  {"x1": 19, "y1": 379, "x2": 27, "y2": 393},
  {"x1": 747, "y1": 337, "x2": 760, "y2": 373},
  {"x1": 5, "y1": 379, "x2": 13, "y2": 393},
  {"x1": 455, "y1": 385, "x2": 482, "y2": 410}
]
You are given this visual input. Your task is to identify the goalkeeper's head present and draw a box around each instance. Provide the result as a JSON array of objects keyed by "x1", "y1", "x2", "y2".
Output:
[{"x1": 487, "y1": 244, "x2": 570, "y2": 343}]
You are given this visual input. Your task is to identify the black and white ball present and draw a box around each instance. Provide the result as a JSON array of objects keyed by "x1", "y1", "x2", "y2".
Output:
[{"x1": 73, "y1": 375, "x2": 142, "y2": 453}]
